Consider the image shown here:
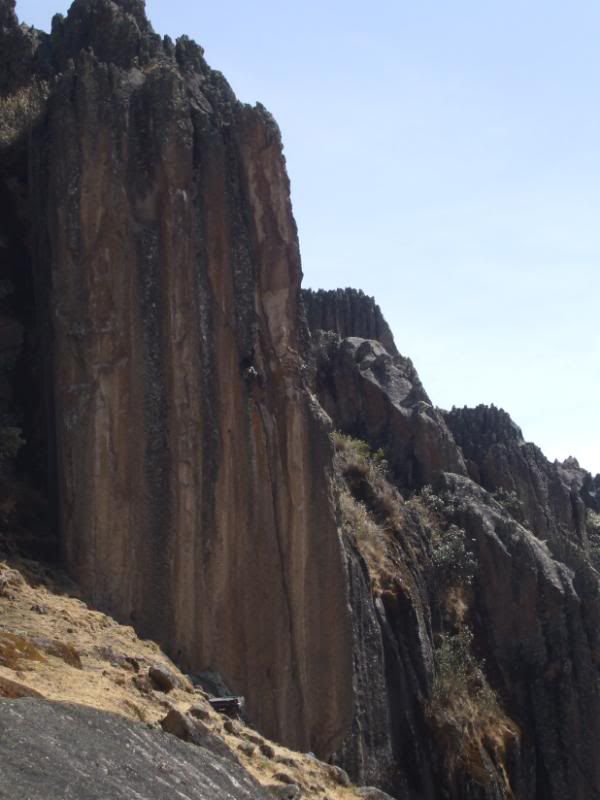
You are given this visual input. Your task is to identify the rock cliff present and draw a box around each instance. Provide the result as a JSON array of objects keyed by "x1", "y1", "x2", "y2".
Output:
[
  {"x1": 1, "y1": 3, "x2": 599, "y2": 800},
  {"x1": 0, "y1": 0, "x2": 353, "y2": 757},
  {"x1": 305, "y1": 289, "x2": 600, "y2": 800},
  {"x1": 303, "y1": 287, "x2": 469, "y2": 490}
]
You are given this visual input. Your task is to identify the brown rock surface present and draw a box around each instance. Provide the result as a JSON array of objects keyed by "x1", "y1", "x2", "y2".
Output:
[{"x1": 1, "y1": 0, "x2": 353, "y2": 756}]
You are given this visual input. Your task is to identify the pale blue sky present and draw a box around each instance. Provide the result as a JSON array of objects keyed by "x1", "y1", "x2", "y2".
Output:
[{"x1": 15, "y1": 1, "x2": 600, "y2": 474}]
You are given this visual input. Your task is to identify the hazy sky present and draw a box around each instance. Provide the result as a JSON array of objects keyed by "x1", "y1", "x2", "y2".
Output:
[{"x1": 15, "y1": 0, "x2": 600, "y2": 474}]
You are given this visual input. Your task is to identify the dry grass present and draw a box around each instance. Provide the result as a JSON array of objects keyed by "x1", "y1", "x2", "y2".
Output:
[
  {"x1": 0, "y1": 81, "x2": 49, "y2": 147},
  {"x1": 333, "y1": 432, "x2": 407, "y2": 592},
  {"x1": 426, "y1": 629, "x2": 518, "y2": 791},
  {"x1": 0, "y1": 559, "x2": 363, "y2": 800},
  {"x1": 332, "y1": 435, "x2": 518, "y2": 793},
  {"x1": 332, "y1": 432, "x2": 440, "y2": 600},
  {"x1": 333, "y1": 432, "x2": 403, "y2": 525},
  {"x1": 338, "y1": 487, "x2": 395, "y2": 592}
]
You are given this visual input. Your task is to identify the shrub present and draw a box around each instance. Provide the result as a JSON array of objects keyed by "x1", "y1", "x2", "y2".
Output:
[
  {"x1": 493, "y1": 487, "x2": 523, "y2": 520},
  {"x1": 587, "y1": 509, "x2": 600, "y2": 537},
  {"x1": 431, "y1": 524, "x2": 476, "y2": 592},
  {"x1": 331, "y1": 431, "x2": 388, "y2": 478},
  {"x1": 0, "y1": 81, "x2": 49, "y2": 146},
  {"x1": 430, "y1": 628, "x2": 496, "y2": 713},
  {"x1": 586, "y1": 510, "x2": 600, "y2": 570},
  {"x1": 427, "y1": 627, "x2": 517, "y2": 784},
  {"x1": 418, "y1": 484, "x2": 445, "y2": 514},
  {"x1": 0, "y1": 427, "x2": 25, "y2": 461}
]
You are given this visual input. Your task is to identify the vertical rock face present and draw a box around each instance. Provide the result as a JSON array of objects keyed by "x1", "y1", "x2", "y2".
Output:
[
  {"x1": 4, "y1": 3, "x2": 600, "y2": 798},
  {"x1": 2, "y1": 0, "x2": 353, "y2": 756},
  {"x1": 302, "y1": 287, "x2": 399, "y2": 357}
]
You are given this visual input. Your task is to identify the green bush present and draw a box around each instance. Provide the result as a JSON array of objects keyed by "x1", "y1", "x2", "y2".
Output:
[
  {"x1": 586, "y1": 510, "x2": 600, "y2": 570},
  {"x1": 418, "y1": 484, "x2": 445, "y2": 514},
  {"x1": 431, "y1": 524, "x2": 476, "y2": 591},
  {"x1": 0, "y1": 427, "x2": 25, "y2": 460},
  {"x1": 430, "y1": 627, "x2": 499, "y2": 721},
  {"x1": 493, "y1": 487, "x2": 523, "y2": 520}
]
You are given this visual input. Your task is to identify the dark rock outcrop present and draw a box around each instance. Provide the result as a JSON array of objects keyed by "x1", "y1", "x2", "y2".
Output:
[
  {"x1": 312, "y1": 299, "x2": 600, "y2": 800},
  {"x1": 1, "y1": 0, "x2": 353, "y2": 757},
  {"x1": 303, "y1": 287, "x2": 399, "y2": 356},
  {"x1": 0, "y1": 698, "x2": 271, "y2": 799},
  {"x1": 443, "y1": 405, "x2": 597, "y2": 551},
  {"x1": 310, "y1": 331, "x2": 466, "y2": 488},
  {"x1": 336, "y1": 539, "x2": 396, "y2": 789},
  {"x1": 438, "y1": 472, "x2": 600, "y2": 800}
]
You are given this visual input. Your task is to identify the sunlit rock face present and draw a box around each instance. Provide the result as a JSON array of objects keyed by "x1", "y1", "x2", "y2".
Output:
[
  {"x1": 3, "y1": 2, "x2": 600, "y2": 798},
  {"x1": 0, "y1": 0, "x2": 353, "y2": 757}
]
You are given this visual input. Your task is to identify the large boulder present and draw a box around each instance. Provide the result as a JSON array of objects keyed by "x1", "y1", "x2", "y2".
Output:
[{"x1": 0, "y1": 698, "x2": 271, "y2": 799}]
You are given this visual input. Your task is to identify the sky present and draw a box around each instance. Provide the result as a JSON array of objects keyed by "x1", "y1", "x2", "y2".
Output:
[{"x1": 15, "y1": 0, "x2": 600, "y2": 475}]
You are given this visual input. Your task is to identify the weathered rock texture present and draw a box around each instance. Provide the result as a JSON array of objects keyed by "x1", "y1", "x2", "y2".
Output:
[
  {"x1": 444, "y1": 405, "x2": 600, "y2": 563},
  {"x1": 308, "y1": 327, "x2": 466, "y2": 489},
  {"x1": 1, "y1": 0, "x2": 353, "y2": 757},
  {"x1": 303, "y1": 287, "x2": 399, "y2": 356},
  {"x1": 0, "y1": 698, "x2": 271, "y2": 800},
  {"x1": 307, "y1": 290, "x2": 600, "y2": 800},
  {"x1": 3, "y1": 2, "x2": 600, "y2": 799},
  {"x1": 437, "y1": 472, "x2": 600, "y2": 800}
]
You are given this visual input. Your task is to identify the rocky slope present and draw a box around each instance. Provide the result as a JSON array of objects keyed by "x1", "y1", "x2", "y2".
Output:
[
  {"x1": 306, "y1": 289, "x2": 600, "y2": 800},
  {"x1": 0, "y1": 699, "x2": 272, "y2": 800},
  {"x1": 0, "y1": 557, "x2": 370, "y2": 800}
]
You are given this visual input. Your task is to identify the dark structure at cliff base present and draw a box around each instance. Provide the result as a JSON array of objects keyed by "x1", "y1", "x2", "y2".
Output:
[{"x1": 1, "y1": 2, "x2": 599, "y2": 800}]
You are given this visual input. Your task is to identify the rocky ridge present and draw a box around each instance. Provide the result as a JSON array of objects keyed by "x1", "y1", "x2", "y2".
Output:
[
  {"x1": 303, "y1": 289, "x2": 399, "y2": 357},
  {"x1": 306, "y1": 288, "x2": 600, "y2": 800}
]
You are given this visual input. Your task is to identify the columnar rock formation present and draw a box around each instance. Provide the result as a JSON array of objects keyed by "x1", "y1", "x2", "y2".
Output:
[
  {"x1": 2, "y1": 3, "x2": 600, "y2": 799},
  {"x1": 303, "y1": 287, "x2": 399, "y2": 356},
  {"x1": 0, "y1": 0, "x2": 353, "y2": 756},
  {"x1": 306, "y1": 288, "x2": 600, "y2": 800}
]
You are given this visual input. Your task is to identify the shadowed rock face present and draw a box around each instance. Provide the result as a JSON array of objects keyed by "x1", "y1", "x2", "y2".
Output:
[
  {"x1": 302, "y1": 288, "x2": 399, "y2": 357},
  {"x1": 0, "y1": 698, "x2": 271, "y2": 799},
  {"x1": 309, "y1": 329, "x2": 466, "y2": 489},
  {"x1": 1, "y1": 0, "x2": 353, "y2": 756},
  {"x1": 437, "y1": 472, "x2": 600, "y2": 800},
  {"x1": 306, "y1": 296, "x2": 600, "y2": 799},
  {"x1": 443, "y1": 405, "x2": 598, "y2": 550}
]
